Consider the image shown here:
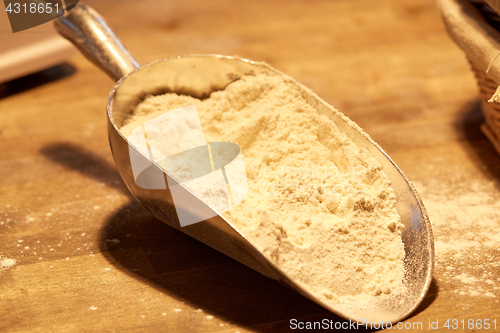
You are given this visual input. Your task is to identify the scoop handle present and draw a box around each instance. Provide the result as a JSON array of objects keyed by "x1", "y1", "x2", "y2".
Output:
[{"x1": 54, "y1": 4, "x2": 140, "y2": 81}]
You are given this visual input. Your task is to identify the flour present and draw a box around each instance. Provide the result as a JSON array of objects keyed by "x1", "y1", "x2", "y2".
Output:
[
  {"x1": 413, "y1": 179, "x2": 500, "y2": 300},
  {"x1": 121, "y1": 73, "x2": 406, "y2": 308},
  {"x1": 0, "y1": 256, "x2": 16, "y2": 268}
]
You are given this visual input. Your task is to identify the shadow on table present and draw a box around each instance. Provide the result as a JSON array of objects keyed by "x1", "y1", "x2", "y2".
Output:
[
  {"x1": 454, "y1": 99, "x2": 500, "y2": 183},
  {"x1": 0, "y1": 63, "x2": 76, "y2": 99},
  {"x1": 98, "y1": 202, "x2": 392, "y2": 332},
  {"x1": 40, "y1": 142, "x2": 132, "y2": 197}
]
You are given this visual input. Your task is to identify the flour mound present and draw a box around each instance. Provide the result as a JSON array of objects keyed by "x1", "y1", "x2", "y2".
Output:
[{"x1": 121, "y1": 73, "x2": 406, "y2": 308}]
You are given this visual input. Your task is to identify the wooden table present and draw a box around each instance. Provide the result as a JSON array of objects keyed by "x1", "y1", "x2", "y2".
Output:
[{"x1": 1, "y1": 0, "x2": 499, "y2": 331}]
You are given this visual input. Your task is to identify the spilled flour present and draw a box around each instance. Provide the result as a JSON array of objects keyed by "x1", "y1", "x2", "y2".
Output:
[
  {"x1": 0, "y1": 256, "x2": 16, "y2": 269},
  {"x1": 413, "y1": 179, "x2": 500, "y2": 302},
  {"x1": 121, "y1": 73, "x2": 406, "y2": 309}
]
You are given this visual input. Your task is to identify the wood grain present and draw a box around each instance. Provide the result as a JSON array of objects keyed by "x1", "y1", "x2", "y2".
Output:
[{"x1": 1, "y1": 0, "x2": 499, "y2": 332}]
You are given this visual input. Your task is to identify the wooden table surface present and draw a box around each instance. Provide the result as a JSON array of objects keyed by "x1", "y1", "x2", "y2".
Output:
[{"x1": 1, "y1": 0, "x2": 499, "y2": 332}]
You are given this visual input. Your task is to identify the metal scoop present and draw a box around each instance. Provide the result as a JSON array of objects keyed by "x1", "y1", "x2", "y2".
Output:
[{"x1": 55, "y1": 4, "x2": 434, "y2": 324}]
